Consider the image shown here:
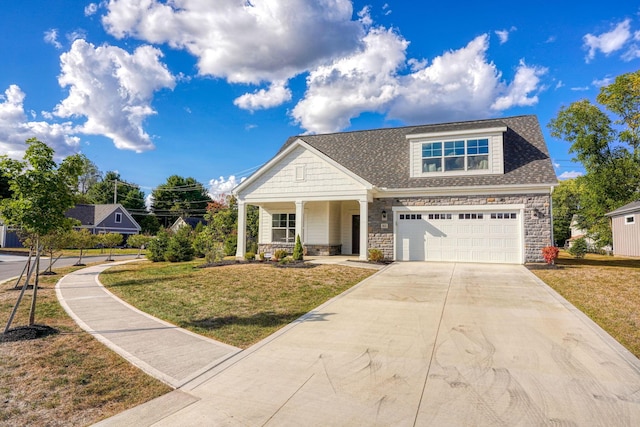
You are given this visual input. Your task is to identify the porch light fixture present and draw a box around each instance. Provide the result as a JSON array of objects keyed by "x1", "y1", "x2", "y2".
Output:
[{"x1": 381, "y1": 210, "x2": 387, "y2": 221}]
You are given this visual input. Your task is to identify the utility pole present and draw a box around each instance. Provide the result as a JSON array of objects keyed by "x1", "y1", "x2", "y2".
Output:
[{"x1": 114, "y1": 179, "x2": 118, "y2": 204}]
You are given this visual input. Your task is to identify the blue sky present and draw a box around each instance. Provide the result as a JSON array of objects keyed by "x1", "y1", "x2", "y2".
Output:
[{"x1": 1, "y1": 1, "x2": 639, "y2": 200}]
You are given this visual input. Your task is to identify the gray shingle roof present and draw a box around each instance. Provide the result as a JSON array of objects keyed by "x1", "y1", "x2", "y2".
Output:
[
  {"x1": 280, "y1": 115, "x2": 557, "y2": 189},
  {"x1": 605, "y1": 200, "x2": 640, "y2": 217}
]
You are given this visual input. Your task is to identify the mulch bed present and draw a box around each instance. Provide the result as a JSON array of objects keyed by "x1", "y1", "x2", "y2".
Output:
[
  {"x1": 0, "y1": 324, "x2": 59, "y2": 343},
  {"x1": 197, "y1": 259, "x2": 316, "y2": 269}
]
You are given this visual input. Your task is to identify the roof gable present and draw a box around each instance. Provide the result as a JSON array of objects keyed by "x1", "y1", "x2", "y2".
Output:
[{"x1": 606, "y1": 200, "x2": 640, "y2": 217}]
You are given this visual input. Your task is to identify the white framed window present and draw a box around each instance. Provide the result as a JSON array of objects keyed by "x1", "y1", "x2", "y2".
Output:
[
  {"x1": 272, "y1": 213, "x2": 296, "y2": 243},
  {"x1": 422, "y1": 138, "x2": 489, "y2": 173},
  {"x1": 625, "y1": 215, "x2": 635, "y2": 225},
  {"x1": 115, "y1": 212, "x2": 122, "y2": 223}
]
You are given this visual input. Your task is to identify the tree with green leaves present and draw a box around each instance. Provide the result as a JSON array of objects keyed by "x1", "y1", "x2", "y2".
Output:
[
  {"x1": 549, "y1": 70, "x2": 640, "y2": 247},
  {"x1": 127, "y1": 234, "x2": 152, "y2": 258},
  {"x1": 98, "y1": 232, "x2": 123, "y2": 261},
  {"x1": 86, "y1": 171, "x2": 147, "y2": 229},
  {"x1": 151, "y1": 175, "x2": 211, "y2": 227},
  {"x1": 39, "y1": 228, "x2": 74, "y2": 274},
  {"x1": 75, "y1": 155, "x2": 101, "y2": 202},
  {"x1": 551, "y1": 179, "x2": 581, "y2": 246},
  {"x1": 0, "y1": 138, "x2": 83, "y2": 331},
  {"x1": 69, "y1": 229, "x2": 98, "y2": 266}
]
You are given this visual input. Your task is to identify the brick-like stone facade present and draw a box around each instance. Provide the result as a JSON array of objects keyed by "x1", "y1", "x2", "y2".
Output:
[
  {"x1": 367, "y1": 194, "x2": 552, "y2": 263},
  {"x1": 258, "y1": 243, "x2": 341, "y2": 256}
]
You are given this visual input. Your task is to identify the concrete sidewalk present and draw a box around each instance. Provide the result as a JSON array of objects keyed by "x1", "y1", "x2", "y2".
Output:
[
  {"x1": 94, "y1": 262, "x2": 640, "y2": 426},
  {"x1": 56, "y1": 261, "x2": 240, "y2": 388}
]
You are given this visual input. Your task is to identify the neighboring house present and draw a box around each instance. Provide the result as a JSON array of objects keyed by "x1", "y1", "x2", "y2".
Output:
[
  {"x1": 65, "y1": 204, "x2": 141, "y2": 237},
  {"x1": 565, "y1": 215, "x2": 597, "y2": 249},
  {"x1": 233, "y1": 115, "x2": 557, "y2": 264},
  {"x1": 170, "y1": 216, "x2": 206, "y2": 233},
  {"x1": 605, "y1": 201, "x2": 640, "y2": 257},
  {"x1": 0, "y1": 221, "x2": 23, "y2": 248}
]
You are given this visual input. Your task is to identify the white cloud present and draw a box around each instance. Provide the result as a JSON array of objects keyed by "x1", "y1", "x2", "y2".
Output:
[
  {"x1": 583, "y1": 19, "x2": 632, "y2": 62},
  {"x1": 571, "y1": 86, "x2": 590, "y2": 91},
  {"x1": 85, "y1": 3, "x2": 99, "y2": 16},
  {"x1": 44, "y1": 29, "x2": 62, "y2": 49},
  {"x1": 101, "y1": 0, "x2": 364, "y2": 84},
  {"x1": 495, "y1": 27, "x2": 516, "y2": 44},
  {"x1": 208, "y1": 175, "x2": 244, "y2": 198},
  {"x1": 491, "y1": 60, "x2": 547, "y2": 110},
  {"x1": 54, "y1": 39, "x2": 176, "y2": 152},
  {"x1": 0, "y1": 85, "x2": 79, "y2": 159},
  {"x1": 292, "y1": 27, "x2": 407, "y2": 133},
  {"x1": 593, "y1": 76, "x2": 614, "y2": 87},
  {"x1": 234, "y1": 81, "x2": 292, "y2": 111},
  {"x1": 558, "y1": 171, "x2": 583, "y2": 180},
  {"x1": 292, "y1": 33, "x2": 547, "y2": 133}
]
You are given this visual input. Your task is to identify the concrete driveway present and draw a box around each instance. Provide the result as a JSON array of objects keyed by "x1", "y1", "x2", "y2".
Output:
[{"x1": 99, "y1": 262, "x2": 640, "y2": 426}]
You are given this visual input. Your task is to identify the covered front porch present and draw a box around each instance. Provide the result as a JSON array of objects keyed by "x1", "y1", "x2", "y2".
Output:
[{"x1": 235, "y1": 198, "x2": 371, "y2": 261}]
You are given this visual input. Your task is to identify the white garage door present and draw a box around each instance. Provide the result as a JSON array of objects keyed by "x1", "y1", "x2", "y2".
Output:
[{"x1": 396, "y1": 210, "x2": 522, "y2": 263}]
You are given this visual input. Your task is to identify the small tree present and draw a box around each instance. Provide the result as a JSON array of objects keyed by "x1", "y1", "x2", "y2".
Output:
[
  {"x1": 98, "y1": 232, "x2": 123, "y2": 261},
  {"x1": 147, "y1": 229, "x2": 170, "y2": 262},
  {"x1": 70, "y1": 229, "x2": 98, "y2": 265},
  {"x1": 165, "y1": 226, "x2": 195, "y2": 262},
  {"x1": 568, "y1": 237, "x2": 588, "y2": 259},
  {"x1": 292, "y1": 235, "x2": 304, "y2": 261},
  {"x1": 0, "y1": 138, "x2": 83, "y2": 330},
  {"x1": 127, "y1": 234, "x2": 152, "y2": 258},
  {"x1": 40, "y1": 228, "x2": 73, "y2": 274}
]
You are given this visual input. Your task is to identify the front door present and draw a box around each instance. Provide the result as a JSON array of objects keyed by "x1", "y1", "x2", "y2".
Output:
[{"x1": 352, "y1": 215, "x2": 360, "y2": 254}]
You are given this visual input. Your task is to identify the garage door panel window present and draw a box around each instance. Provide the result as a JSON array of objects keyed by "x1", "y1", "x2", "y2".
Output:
[{"x1": 490, "y1": 213, "x2": 517, "y2": 219}]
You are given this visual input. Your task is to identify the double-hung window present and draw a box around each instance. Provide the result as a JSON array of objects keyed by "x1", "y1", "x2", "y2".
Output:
[
  {"x1": 422, "y1": 138, "x2": 489, "y2": 173},
  {"x1": 272, "y1": 213, "x2": 296, "y2": 243}
]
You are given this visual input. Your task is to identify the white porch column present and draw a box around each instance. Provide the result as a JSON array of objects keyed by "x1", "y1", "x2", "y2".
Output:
[
  {"x1": 359, "y1": 199, "x2": 368, "y2": 261},
  {"x1": 295, "y1": 200, "x2": 305, "y2": 243},
  {"x1": 235, "y1": 200, "x2": 246, "y2": 258}
]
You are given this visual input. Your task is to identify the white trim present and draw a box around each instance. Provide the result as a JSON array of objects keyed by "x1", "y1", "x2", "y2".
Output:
[
  {"x1": 242, "y1": 192, "x2": 372, "y2": 204},
  {"x1": 375, "y1": 184, "x2": 553, "y2": 198},
  {"x1": 234, "y1": 138, "x2": 373, "y2": 196},
  {"x1": 392, "y1": 204, "x2": 525, "y2": 213},
  {"x1": 406, "y1": 126, "x2": 507, "y2": 140}
]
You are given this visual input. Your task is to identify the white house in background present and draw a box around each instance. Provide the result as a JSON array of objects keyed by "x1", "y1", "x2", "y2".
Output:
[
  {"x1": 605, "y1": 201, "x2": 640, "y2": 257},
  {"x1": 565, "y1": 215, "x2": 597, "y2": 249},
  {"x1": 233, "y1": 115, "x2": 557, "y2": 264}
]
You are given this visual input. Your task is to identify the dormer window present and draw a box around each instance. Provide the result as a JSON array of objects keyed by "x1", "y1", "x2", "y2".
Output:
[
  {"x1": 422, "y1": 138, "x2": 489, "y2": 173},
  {"x1": 409, "y1": 125, "x2": 505, "y2": 178}
]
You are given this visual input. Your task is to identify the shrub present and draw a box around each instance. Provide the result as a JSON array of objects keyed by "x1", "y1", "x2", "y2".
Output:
[
  {"x1": 368, "y1": 248, "x2": 384, "y2": 262},
  {"x1": 223, "y1": 235, "x2": 237, "y2": 256},
  {"x1": 273, "y1": 249, "x2": 288, "y2": 261},
  {"x1": 165, "y1": 227, "x2": 195, "y2": 262},
  {"x1": 244, "y1": 251, "x2": 255, "y2": 261},
  {"x1": 205, "y1": 242, "x2": 225, "y2": 264},
  {"x1": 541, "y1": 246, "x2": 559, "y2": 265},
  {"x1": 292, "y1": 235, "x2": 304, "y2": 261},
  {"x1": 146, "y1": 230, "x2": 170, "y2": 262},
  {"x1": 568, "y1": 237, "x2": 588, "y2": 259},
  {"x1": 259, "y1": 252, "x2": 266, "y2": 261}
]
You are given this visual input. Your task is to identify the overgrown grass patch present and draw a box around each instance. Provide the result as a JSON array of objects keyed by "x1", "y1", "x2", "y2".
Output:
[
  {"x1": 100, "y1": 260, "x2": 375, "y2": 348},
  {"x1": 531, "y1": 251, "x2": 640, "y2": 358},
  {"x1": 0, "y1": 264, "x2": 171, "y2": 427}
]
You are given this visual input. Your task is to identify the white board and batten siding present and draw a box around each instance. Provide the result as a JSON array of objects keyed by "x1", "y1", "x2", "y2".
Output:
[
  {"x1": 240, "y1": 145, "x2": 367, "y2": 201},
  {"x1": 395, "y1": 205, "x2": 524, "y2": 264}
]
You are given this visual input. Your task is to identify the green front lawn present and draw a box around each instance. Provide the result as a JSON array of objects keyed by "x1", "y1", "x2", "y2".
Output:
[{"x1": 100, "y1": 261, "x2": 376, "y2": 348}]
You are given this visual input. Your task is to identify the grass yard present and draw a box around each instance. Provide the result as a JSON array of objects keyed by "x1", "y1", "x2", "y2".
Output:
[
  {"x1": 0, "y1": 263, "x2": 172, "y2": 427},
  {"x1": 100, "y1": 261, "x2": 376, "y2": 348},
  {"x1": 530, "y1": 251, "x2": 640, "y2": 358}
]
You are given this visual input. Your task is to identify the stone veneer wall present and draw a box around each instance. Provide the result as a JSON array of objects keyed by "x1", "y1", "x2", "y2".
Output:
[
  {"x1": 258, "y1": 243, "x2": 341, "y2": 256},
  {"x1": 367, "y1": 194, "x2": 552, "y2": 263}
]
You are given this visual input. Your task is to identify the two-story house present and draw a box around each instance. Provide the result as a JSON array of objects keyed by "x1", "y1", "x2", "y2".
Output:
[{"x1": 233, "y1": 115, "x2": 557, "y2": 264}]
